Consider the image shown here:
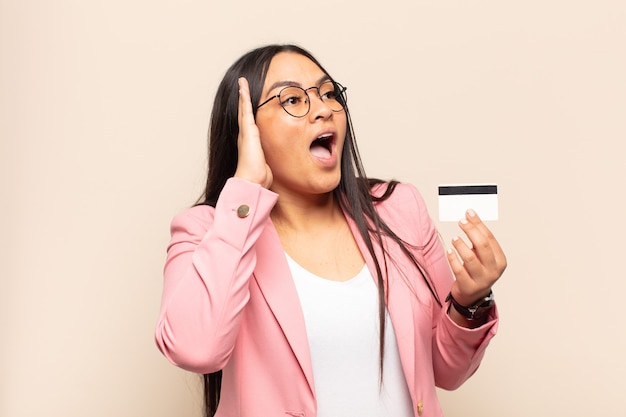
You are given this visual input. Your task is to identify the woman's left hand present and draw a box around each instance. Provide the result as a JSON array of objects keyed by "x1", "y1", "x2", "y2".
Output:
[{"x1": 446, "y1": 209, "x2": 507, "y2": 308}]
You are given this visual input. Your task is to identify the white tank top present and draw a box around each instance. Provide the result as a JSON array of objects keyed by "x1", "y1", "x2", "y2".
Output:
[{"x1": 286, "y1": 254, "x2": 414, "y2": 417}]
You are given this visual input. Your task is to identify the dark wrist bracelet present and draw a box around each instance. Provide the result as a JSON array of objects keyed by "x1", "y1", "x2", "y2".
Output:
[{"x1": 446, "y1": 291, "x2": 495, "y2": 321}]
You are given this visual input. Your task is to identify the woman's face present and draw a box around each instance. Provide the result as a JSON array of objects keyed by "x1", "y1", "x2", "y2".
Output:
[{"x1": 255, "y1": 52, "x2": 348, "y2": 200}]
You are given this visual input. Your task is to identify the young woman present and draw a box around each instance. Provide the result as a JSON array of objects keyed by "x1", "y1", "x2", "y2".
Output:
[{"x1": 155, "y1": 44, "x2": 506, "y2": 417}]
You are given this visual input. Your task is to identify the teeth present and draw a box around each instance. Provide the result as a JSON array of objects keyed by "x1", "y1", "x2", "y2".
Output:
[{"x1": 317, "y1": 133, "x2": 333, "y2": 140}]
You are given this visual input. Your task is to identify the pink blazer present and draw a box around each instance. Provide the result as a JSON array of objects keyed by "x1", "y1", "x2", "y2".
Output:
[{"x1": 155, "y1": 177, "x2": 498, "y2": 417}]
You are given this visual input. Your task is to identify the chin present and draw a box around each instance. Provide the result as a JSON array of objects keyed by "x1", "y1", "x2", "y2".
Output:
[{"x1": 317, "y1": 175, "x2": 342, "y2": 194}]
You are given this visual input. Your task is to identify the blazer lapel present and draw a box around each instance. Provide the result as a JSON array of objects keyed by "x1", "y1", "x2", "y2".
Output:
[
  {"x1": 252, "y1": 221, "x2": 316, "y2": 397},
  {"x1": 345, "y1": 215, "x2": 418, "y2": 397}
]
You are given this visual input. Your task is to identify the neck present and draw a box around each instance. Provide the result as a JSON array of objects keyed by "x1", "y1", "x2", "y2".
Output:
[{"x1": 270, "y1": 191, "x2": 343, "y2": 232}]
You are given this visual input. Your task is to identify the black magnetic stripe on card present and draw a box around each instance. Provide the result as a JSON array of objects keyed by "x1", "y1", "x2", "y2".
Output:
[{"x1": 438, "y1": 185, "x2": 498, "y2": 195}]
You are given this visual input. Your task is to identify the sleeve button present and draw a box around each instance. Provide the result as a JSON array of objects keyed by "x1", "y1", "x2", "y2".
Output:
[{"x1": 237, "y1": 205, "x2": 250, "y2": 218}]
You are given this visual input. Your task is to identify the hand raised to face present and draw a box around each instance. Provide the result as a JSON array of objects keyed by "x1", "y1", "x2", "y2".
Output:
[{"x1": 233, "y1": 77, "x2": 273, "y2": 189}]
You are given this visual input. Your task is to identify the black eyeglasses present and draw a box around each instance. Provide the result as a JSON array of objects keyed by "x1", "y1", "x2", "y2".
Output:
[{"x1": 257, "y1": 80, "x2": 347, "y2": 118}]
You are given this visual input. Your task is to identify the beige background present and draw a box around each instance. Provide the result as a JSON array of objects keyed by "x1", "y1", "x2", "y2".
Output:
[{"x1": 2, "y1": 0, "x2": 624, "y2": 416}]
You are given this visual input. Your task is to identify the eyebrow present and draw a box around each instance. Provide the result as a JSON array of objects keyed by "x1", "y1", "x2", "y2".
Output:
[{"x1": 264, "y1": 74, "x2": 332, "y2": 96}]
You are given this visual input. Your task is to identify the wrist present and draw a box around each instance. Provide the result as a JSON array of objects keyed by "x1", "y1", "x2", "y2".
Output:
[{"x1": 446, "y1": 290, "x2": 495, "y2": 321}]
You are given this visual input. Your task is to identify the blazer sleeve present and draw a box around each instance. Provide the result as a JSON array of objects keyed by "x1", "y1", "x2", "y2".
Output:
[
  {"x1": 154, "y1": 177, "x2": 278, "y2": 373},
  {"x1": 406, "y1": 184, "x2": 499, "y2": 390}
]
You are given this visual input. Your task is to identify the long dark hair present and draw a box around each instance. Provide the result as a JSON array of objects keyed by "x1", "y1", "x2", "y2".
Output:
[{"x1": 197, "y1": 44, "x2": 441, "y2": 417}]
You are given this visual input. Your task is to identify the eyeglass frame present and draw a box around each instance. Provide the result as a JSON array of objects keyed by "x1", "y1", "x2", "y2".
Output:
[{"x1": 256, "y1": 80, "x2": 348, "y2": 118}]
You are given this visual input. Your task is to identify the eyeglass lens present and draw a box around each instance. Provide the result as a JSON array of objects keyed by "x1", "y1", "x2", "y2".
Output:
[{"x1": 279, "y1": 81, "x2": 346, "y2": 117}]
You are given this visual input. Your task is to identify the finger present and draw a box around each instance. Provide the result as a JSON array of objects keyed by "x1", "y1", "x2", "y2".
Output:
[
  {"x1": 235, "y1": 78, "x2": 271, "y2": 188},
  {"x1": 458, "y1": 210, "x2": 499, "y2": 268},
  {"x1": 450, "y1": 235, "x2": 486, "y2": 280},
  {"x1": 464, "y1": 210, "x2": 500, "y2": 250},
  {"x1": 460, "y1": 209, "x2": 507, "y2": 271},
  {"x1": 238, "y1": 77, "x2": 255, "y2": 139},
  {"x1": 446, "y1": 245, "x2": 486, "y2": 305},
  {"x1": 446, "y1": 246, "x2": 468, "y2": 280}
]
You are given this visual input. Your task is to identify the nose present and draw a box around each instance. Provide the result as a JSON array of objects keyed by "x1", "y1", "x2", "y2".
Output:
[{"x1": 306, "y1": 87, "x2": 333, "y2": 120}]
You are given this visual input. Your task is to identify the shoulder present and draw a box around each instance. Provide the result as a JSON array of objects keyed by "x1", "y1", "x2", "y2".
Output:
[
  {"x1": 371, "y1": 182, "x2": 428, "y2": 214},
  {"x1": 370, "y1": 181, "x2": 435, "y2": 245}
]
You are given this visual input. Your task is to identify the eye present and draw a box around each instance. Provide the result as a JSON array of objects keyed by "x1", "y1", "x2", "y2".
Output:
[
  {"x1": 321, "y1": 91, "x2": 337, "y2": 100},
  {"x1": 280, "y1": 88, "x2": 306, "y2": 107},
  {"x1": 281, "y1": 95, "x2": 303, "y2": 107},
  {"x1": 319, "y1": 83, "x2": 338, "y2": 101}
]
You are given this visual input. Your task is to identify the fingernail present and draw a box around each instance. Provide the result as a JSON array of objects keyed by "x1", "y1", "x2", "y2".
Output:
[
  {"x1": 467, "y1": 209, "x2": 476, "y2": 217},
  {"x1": 459, "y1": 217, "x2": 468, "y2": 225},
  {"x1": 452, "y1": 236, "x2": 460, "y2": 242}
]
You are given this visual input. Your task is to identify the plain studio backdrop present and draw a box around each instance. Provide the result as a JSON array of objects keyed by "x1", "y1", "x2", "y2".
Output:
[{"x1": 1, "y1": 1, "x2": 624, "y2": 416}]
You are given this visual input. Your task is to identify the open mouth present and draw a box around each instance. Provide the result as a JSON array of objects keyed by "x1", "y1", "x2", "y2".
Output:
[{"x1": 309, "y1": 133, "x2": 334, "y2": 159}]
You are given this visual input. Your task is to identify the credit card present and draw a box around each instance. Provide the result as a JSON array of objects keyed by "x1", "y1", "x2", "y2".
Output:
[{"x1": 438, "y1": 184, "x2": 498, "y2": 221}]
